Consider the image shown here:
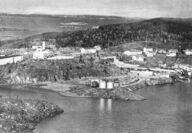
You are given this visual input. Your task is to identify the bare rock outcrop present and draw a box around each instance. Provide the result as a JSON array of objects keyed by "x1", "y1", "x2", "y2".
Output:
[{"x1": 0, "y1": 97, "x2": 64, "y2": 133}]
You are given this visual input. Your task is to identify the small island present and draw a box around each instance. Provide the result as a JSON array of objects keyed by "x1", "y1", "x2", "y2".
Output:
[{"x1": 0, "y1": 97, "x2": 63, "y2": 133}]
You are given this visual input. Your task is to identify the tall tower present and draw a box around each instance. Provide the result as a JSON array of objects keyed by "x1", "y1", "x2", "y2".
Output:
[{"x1": 42, "y1": 41, "x2": 46, "y2": 50}]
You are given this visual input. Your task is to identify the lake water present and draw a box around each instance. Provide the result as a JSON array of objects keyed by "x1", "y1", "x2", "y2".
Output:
[{"x1": 0, "y1": 82, "x2": 192, "y2": 133}]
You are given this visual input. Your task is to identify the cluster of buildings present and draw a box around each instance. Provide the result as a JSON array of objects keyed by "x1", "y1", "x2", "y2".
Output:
[
  {"x1": 0, "y1": 40, "x2": 103, "y2": 66},
  {"x1": 173, "y1": 64, "x2": 192, "y2": 75},
  {"x1": 143, "y1": 47, "x2": 156, "y2": 57},
  {"x1": 90, "y1": 79, "x2": 120, "y2": 90},
  {"x1": 32, "y1": 41, "x2": 50, "y2": 59},
  {"x1": 32, "y1": 41, "x2": 77, "y2": 60},
  {"x1": 123, "y1": 47, "x2": 180, "y2": 62},
  {"x1": 0, "y1": 41, "x2": 56, "y2": 65}
]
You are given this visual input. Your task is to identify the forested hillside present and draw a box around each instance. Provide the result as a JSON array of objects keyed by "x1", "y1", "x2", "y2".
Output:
[{"x1": 55, "y1": 18, "x2": 192, "y2": 49}]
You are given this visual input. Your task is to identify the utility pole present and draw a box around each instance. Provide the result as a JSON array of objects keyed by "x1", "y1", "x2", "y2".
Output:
[
  {"x1": 145, "y1": 33, "x2": 148, "y2": 48},
  {"x1": 107, "y1": 39, "x2": 109, "y2": 50}
]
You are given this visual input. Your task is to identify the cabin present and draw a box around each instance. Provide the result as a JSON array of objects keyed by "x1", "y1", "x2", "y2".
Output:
[
  {"x1": 168, "y1": 49, "x2": 178, "y2": 53},
  {"x1": 80, "y1": 48, "x2": 97, "y2": 54},
  {"x1": 184, "y1": 49, "x2": 192, "y2": 55},
  {"x1": 143, "y1": 47, "x2": 153, "y2": 53},
  {"x1": 47, "y1": 55, "x2": 74, "y2": 60},
  {"x1": 166, "y1": 52, "x2": 176, "y2": 57},
  {"x1": 159, "y1": 73, "x2": 170, "y2": 78},
  {"x1": 94, "y1": 45, "x2": 101, "y2": 51},
  {"x1": 32, "y1": 41, "x2": 52, "y2": 59},
  {"x1": 158, "y1": 49, "x2": 167, "y2": 54},
  {"x1": 0, "y1": 55, "x2": 23, "y2": 65},
  {"x1": 32, "y1": 41, "x2": 46, "y2": 50},
  {"x1": 32, "y1": 45, "x2": 41, "y2": 49},
  {"x1": 131, "y1": 55, "x2": 145, "y2": 62},
  {"x1": 92, "y1": 26, "x2": 99, "y2": 29},
  {"x1": 145, "y1": 51, "x2": 155, "y2": 57},
  {"x1": 166, "y1": 49, "x2": 178, "y2": 57},
  {"x1": 143, "y1": 47, "x2": 156, "y2": 57},
  {"x1": 33, "y1": 49, "x2": 50, "y2": 59},
  {"x1": 131, "y1": 70, "x2": 154, "y2": 77},
  {"x1": 178, "y1": 64, "x2": 192, "y2": 71},
  {"x1": 123, "y1": 49, "x2": 142, "y2": 56},
  {"x1": 33, "y1": 49, "x2": 44, "y2": 59}
]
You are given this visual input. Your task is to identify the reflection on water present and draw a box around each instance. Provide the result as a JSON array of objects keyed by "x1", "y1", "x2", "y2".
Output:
[
  {"x1": 0, "y1": 82, "x2": 192, "y2": 133},
  {"x1": 107, "y1": 99, "x2": 112, "y2": 112},
  {"x1": 99, "y1": 98, "x2": 112, "y2": 112},
  {"x1": 99, "y1": 98, "x2": 105, "y2": 111}
]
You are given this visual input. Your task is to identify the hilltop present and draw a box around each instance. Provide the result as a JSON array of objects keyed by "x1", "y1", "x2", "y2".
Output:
[{"x1": 52, "y1": 17, "x2": 192, "y2": 50}]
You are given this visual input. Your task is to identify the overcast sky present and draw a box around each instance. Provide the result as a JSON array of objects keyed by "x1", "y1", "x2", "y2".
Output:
[{"x1": 0, "y1": 0, "x2": 191, "y2": 18}]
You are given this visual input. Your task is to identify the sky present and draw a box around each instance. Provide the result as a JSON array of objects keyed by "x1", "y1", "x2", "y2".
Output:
[{"x1": 0, "y1": 0, "x2": 191, "y2": 18}]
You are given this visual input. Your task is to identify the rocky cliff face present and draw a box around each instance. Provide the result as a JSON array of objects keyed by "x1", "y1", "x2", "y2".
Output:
[
  {"x1": 0, "y1": 58, "x2": 111, "y2": 84},
  {"x1": 0, "y1": 97, "x2": 64, "y2": 133}
]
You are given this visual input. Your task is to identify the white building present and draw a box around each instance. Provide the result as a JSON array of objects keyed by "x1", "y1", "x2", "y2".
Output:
[
  {"x1": 178, "y1": 64, "x2": 192, "y2": 71},
  {"x1": 33, "y1": 49, "x2": 50, "y2": 59},
  {"x1": 143, "y1": 47, "x2": 156, "y2": 57},
  {"x1": 32, "y1": 45, "x2": 41, "y2": 49},
  {"x1": 92, "y1": 26, "x2": 99, "y2": 29},
  {"x1": 156, "y1": 73, "x2": 170, "y2": 78},
  {"x1": 131, "y1": 70, "x2": 154, "y2": 77},
  {"x1": 47, "y1": 55, "x2": 74, "y2": 60},
  {"x1": 123, "y1": 49, "x2": 142, "y2": 56},
  {"x1": 166, "y1": 49, "x2": 178, "y2": 57},
  {"x1": 33, "y1": 49, "x2": 44, "y2": 59},
  {"x1": 184, "y1": 49, "x2": 192, "y2": 55},
  {"x1": 32, "y1": 41, "x2": 46, "y2": 50},
  {"x1": 99, "y1": 80, "x2": 106, "y2": 89},
  {"x1": 94, "y1": 45, "x2": 101, "y2": 51},
  {"x1": 158, "y1": 49, "x2": 167, "y2": 54},
  {"x1": 0, "y1": 55, "x2": 23, "y2": 65},
  {"x1": 80, "y1": 48, "x2": 97, "y2": 54},
  {"x1": 143, "y1": 47, "x2": 153, "y2": 53},
  {"x1": 91, "y1": 79, "x2": 114, "y2": 89},
  {"x1": 166, "y1": 52, "x2": 176, "y2": 57},
  {"x1": 169, "y1": 49, "x2": 178, "y2": 53},
  {"x1": 131, "y1": 55, "x2": 145, "y2": 62},
  {"x1": 145, "y1": 51, "x2": 155, "y2": 57},
  {"x1": 32, "y1": 41, "x2": 51, "y2": 59},
  {"x1": 159, "y1": 63, "x2": 167, "y2": 68}
]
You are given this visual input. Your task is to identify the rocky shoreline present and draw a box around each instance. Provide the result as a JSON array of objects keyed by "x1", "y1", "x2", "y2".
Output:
[
  {"x1": 129, "y1": 77, "x2": 173, "y2": 90},
  {"x1": 61, "y1": 86, "x2": 145, "y2": 101},
  {"x1": 60, "y1": 77, "x2": 173, "y2": 100},
  {"x1": 0, "y1": 97, "x2": 64, "y2": 133},
  {"x1": 0, "y1": 76, "x2": 174, "y2": 102}
]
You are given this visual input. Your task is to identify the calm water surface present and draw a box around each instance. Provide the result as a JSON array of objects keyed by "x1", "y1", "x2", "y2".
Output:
[{"x1": 0, "y1": 82, "x2": 192, "y2": 133}]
